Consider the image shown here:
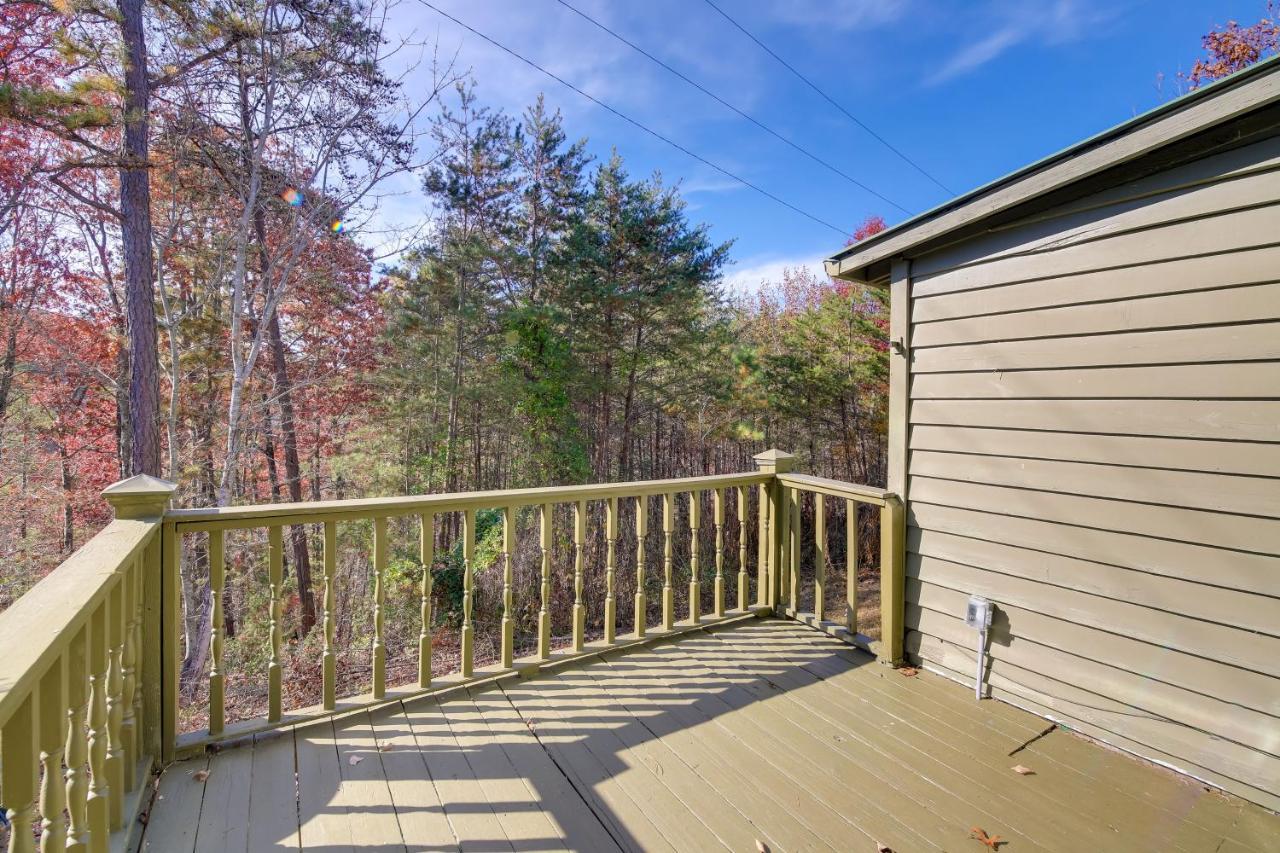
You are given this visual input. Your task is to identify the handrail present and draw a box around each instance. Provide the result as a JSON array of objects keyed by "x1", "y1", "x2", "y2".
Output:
[
  {"x1": 0, "y1": 520, "x2": 152, "y2": 727},
  {"x1": 776, "y1": 472, "x2": 892, "y2": 507},
  {"x1": 0, "y1": 475, "x2": 176, "y2": 853},
  {"x1": 166, "y1": 471, "x2": 772, "y2": 530}
]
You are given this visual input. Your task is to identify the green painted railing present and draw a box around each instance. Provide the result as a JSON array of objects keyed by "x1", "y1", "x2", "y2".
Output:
[
  {"x1": 0, "y1": 476, "x2": 172, "y2": 853},
  {"x1": 0, "y1": 450, "x2": 903, "y2": 849}
]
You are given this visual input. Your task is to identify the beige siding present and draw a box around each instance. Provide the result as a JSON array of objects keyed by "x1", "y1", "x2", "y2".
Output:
[{"x1": 901, "y1": 133, "x2": 1280, "y2": 811}]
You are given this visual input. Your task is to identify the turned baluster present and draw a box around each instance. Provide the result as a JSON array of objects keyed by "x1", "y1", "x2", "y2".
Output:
[
  {"x1": 814, "y1": 493, "x2": 826, "y2": 621},
  {"x1": 634, "y1": 496, "x2": 648, "y2": 638},
  {"x1": 208, "y1": 531, "x2": 225, "y2": 736},
  {"x1": 86, "y1": 606, "x2": 110, "y2": 847},
  {"x1": 267, "y1": 526, "x2": 284, "y2": 722},
  {"x1": 65, "y1": 626, "x2": 90, "y2": 852},
  {"x1": 538, "y1": 504, "x2": 552, "y2": 659},
  {"x1": 120, "y1": 558, "x2": 140, "y2": 793},
  {"x1": 2, "y1": 692, "x2": 37, "y2": 853},
  {"x1": 374, "y1": 517, "x2": 389, "y2": 694},
  {"x1": 604, "y1": 497, "x2": 617, "y2": 644},
  {"x1": 105, "y1": 583, "x2": 125, "y2": 830},
  {"x1": 461, "y1": 509, "x2": 476, "y2": 676},
  {"x1": 789, "y1": 489, "x2": 801, "y2": 613},
  {"x1": 39, "y1": 657, "x2": 67, "y2": 851},
  {"x1": 572, "y1": 500, "x2": 586, "y2": 652},
  {"x1": 757, "y1": 483, "x2": 768, "y2": 606},
  {"x1": 736, "y1": 486, "x2": 749, "y2": 611},
  {"x1": 662, "y1": 493, "x2": 675, "y2": 631},
  {"x1": 846, "y1": 499, "x2": 858, "y2": 633},
  {"x1": 418, "y1": 513, "x2": 434, "y2": 687},
  {"x1": 688, "y1": 491, "x2": 701, "y2": 624},
  {"x1": 713, "y1": 489, "x2": 725, "y2": 618},
  {"x1": 501, "y1": 506, "x2": 515, "y2": 668},
  {"x1": 323, "y1": 520, "x2": 338, "y2": 708}
]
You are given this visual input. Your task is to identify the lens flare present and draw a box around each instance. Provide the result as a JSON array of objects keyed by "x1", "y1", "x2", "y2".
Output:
[
  {"x1": 329, "y1": 218, "x2": 345, "y2": 233},
  {"x1": 281, "y1": 187, "x2": 304, "y2": 207}
]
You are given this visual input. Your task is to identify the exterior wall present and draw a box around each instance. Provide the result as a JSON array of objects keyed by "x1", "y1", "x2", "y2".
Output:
[{"x1": 898, "y1": 133, "x2": 1280, "y2": 811}]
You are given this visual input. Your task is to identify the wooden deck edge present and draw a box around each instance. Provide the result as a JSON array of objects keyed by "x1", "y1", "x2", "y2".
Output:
[
  {"x1": 783, "y1": 609, "x2": 885, "y2": 659},
  {"x1": 110, "y1": 755, "x2": 156, "y2": 853},
  {"x1": 173, "y1": 606, "x2": 773, "y2": 758}
]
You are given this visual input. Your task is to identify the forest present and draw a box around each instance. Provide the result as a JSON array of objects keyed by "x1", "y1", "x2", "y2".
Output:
[{"x1": 0, "y1": 0, "x2": 1273, "y2": 725}]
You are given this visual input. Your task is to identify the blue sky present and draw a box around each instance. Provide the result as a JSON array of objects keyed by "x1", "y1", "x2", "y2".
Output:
[{"x1": 380, "y1": 0, "x2": 1269, "y2": 292}]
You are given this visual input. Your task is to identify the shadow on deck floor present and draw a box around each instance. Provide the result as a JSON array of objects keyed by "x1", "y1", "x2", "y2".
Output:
[{"x1": 142, "y1": 618, "x2": 1278, "y2": 852}]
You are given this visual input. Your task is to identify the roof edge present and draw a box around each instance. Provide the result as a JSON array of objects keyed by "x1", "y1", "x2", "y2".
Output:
[{"x1": 825, "y1": 53, "x2": 1280, "y2": 282}]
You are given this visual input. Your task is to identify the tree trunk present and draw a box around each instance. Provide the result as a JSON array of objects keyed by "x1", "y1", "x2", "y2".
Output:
[
  {"x1": 256, "y1": 207, "x2": 316, "y2": 633},
  {"x1": 119, "y1": 0, "x2": 160, "y2": 477},
  {"x1": 59, "y1": 442, "x2": 73, "y2": 552},
  {"x1": 267, "y1": 311, "x2": 316, "y2": 633},
  {"x1": 261, "y1": 398, "x2": 281, "y2": 502}
]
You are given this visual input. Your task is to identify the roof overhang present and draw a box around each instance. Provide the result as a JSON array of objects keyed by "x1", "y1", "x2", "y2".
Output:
[{"x1": 825, "y1": 54, "x2": 1280, "y2": 283}]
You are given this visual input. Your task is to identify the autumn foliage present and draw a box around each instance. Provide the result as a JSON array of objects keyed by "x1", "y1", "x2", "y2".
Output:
[{"x1": 1185, "y1": 3, "x2": 1280, "y2": 87}]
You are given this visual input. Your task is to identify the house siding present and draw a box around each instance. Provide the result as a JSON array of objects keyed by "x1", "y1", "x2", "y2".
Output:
[{"x1": 899, "y1": 133, "x2": 1280, "y2": 811}]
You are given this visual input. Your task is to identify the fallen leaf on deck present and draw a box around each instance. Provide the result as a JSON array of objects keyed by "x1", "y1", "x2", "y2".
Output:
[
  {"x1": 348, "y1": 755, "x2": 364, "y2": 765},
  {"x1": 754, "y1": 840, "x2": 770, "y2": 853},
  {"x1": 970, "y1": 827, "x2": 1004, "y2": 849},
  {"x1": 192, "y1": 769, "x2": 210, "y2": 782},
  {"x1": 897, "y1": 666, "x2": 919, "y2": 677},
  {"x1": 1011, "y1": 764, "x2": 1035, "y2": 775}
]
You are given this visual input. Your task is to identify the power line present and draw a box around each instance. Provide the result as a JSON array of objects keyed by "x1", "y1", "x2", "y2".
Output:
[
  {"x1": 552, "y1": 0, "x2": 913, "y2": 216},
  {"x1": 414, "y1": 0, "x2": 855, "y2": 238},
  {"x1": 700, "y1": 0, "x2": 954, "y2": 196}
]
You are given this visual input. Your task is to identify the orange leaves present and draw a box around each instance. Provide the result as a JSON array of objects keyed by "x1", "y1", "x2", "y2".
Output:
[
  {"x1": 1185, "y1": 3, "x2": 1280, "y2": 87},
  {"x1": 972, "y1": 824, "x2": 1003, "y2": 845},
  {"x1": 970, "y1": 827, "x2": 1005, "y2": 849}
]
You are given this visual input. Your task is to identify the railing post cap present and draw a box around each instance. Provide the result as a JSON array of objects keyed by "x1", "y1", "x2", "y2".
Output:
[
  {"x1": 753, "y1": 448, "x2": 796, "y2": 473},
  {"x1": 102, "y1": 474, "x2": 179, "y2": 520}
]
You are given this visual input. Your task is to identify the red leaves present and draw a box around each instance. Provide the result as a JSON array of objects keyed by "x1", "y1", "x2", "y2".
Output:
[{"x1": 849, "y1": 215, "x2": 887, "y2": 245}]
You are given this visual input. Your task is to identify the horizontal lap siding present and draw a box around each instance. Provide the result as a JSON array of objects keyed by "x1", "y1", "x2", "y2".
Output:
[{"x1": 902, "y1": 134, "x2": 1280, "y2": 808}]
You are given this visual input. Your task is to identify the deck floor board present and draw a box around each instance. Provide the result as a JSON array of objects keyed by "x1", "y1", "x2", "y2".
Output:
[{"x1": 146, "y1": 618, "x2": 1278, "y2": 852}]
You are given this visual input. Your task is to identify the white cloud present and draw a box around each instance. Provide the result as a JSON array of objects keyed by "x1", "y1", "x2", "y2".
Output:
[
  {"x1": 924, "y1": 0, "x2": 1116, "y2": 86},
  {"x1": 925, "y1": 26, "x2": 1025, "y2": 86},
  {"x1": 722, "y1": 252, "x2": 828, "y2": 297},
  {"x1": 767, "y1": 0, "x2": 911, "y2": 31},
  {"x1": 680, "y1": 176, "x2": 746, "y2": 195}
]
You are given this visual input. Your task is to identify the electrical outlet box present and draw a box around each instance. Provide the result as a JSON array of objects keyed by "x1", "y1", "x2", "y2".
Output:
[{"x1": 965, "y1": 595, "x2": 992, "y2": 630}]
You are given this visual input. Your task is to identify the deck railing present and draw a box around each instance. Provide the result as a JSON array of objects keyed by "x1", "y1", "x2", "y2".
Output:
[
  {"x1": 0, "y1": 475, "x2": 172, "y2": 853},
  {"x1": 0, "y1": 450, "x2": 903, "y2": 849}
]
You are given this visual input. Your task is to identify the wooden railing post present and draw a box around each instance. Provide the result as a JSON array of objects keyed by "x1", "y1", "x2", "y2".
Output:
[
  {"x1": 878, "y1": 494, "x2": 906, "y2": 666},
  {"x1": 101, "y1": 474, "x2": 176, "y2": 766},
  {"x1": 753, "y1": 449, "x2": 795, "y2": 612}
]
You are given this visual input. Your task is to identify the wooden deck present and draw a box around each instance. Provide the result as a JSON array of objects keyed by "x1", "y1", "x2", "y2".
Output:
[{"x1": 141, "y1": 619, "x2": 1279, "y2": 852}]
